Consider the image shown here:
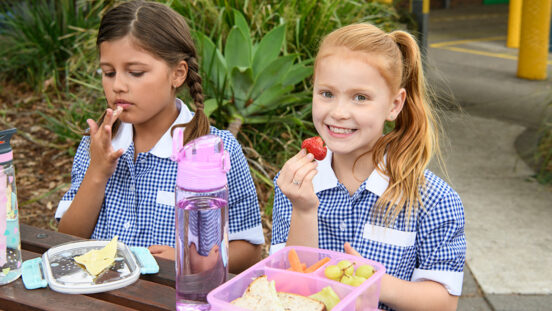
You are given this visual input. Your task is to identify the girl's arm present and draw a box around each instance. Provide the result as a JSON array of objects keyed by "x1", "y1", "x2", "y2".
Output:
[
  {"x1": 344, "y1": 243, "x2": 458, "y2": 311},
  {"x1": 57, "y1": 167, "x2": 111, "y2": 237},
  {"x1": 228, "y1": 240, "x2": 261, "y2": 274},
  {"x1": 379, "y1": 275, "x2": 458, "y2": 311},
  {"x1": 58, "y1": 109, "x2": 123, "y2": 237},
  {"x1": 276, "y1": 149, "x2": 319, "y2": 248}
]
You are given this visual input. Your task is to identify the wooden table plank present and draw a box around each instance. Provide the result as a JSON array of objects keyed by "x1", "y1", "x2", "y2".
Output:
[{"x1": 88, "y1": 279, "x2": 176, "y2": 311}]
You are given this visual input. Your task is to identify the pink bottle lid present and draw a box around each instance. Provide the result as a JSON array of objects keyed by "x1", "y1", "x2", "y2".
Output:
[{"x1": 171, "y1": 129, "x2": 230, "y2": 191}]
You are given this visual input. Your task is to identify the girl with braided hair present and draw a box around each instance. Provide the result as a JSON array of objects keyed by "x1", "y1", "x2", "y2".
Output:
[
  {"x1": 272, "y1": 23, "x2": 465, "y2": 310},
  {"x1": 57, "y1": 0, "x2": 263, "y2": 273}
]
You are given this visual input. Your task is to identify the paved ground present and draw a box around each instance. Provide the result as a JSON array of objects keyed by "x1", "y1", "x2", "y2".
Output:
[{"x1": 426, "y1": 4, "x2": 552, "y2": 310}]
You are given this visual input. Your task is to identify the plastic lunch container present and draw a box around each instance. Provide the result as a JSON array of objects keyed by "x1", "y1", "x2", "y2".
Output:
[
  {"x1": 21, "y1": 240, "x2": 159, "y2": 294},
  {"x1": 207, "y1": 246, "x2": 386, "y2": 311}
]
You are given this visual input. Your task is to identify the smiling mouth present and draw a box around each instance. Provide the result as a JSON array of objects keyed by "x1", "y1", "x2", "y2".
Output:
[{"x1": 328, "y1": 125, "x2": 355, "y2": 134}]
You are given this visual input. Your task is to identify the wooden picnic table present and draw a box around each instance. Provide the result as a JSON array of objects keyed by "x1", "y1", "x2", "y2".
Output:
[{"x1": 0, "y1": 224, "x2": 179, "y2": 310}]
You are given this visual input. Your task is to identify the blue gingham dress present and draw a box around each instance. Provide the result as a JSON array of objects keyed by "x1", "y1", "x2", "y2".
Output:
[
  {"x1": 56, "y1": 99, "x2": 264, "y2": 248},
  {"x1": 271, "y1": 150, "x2": 465, "y2": 309}
]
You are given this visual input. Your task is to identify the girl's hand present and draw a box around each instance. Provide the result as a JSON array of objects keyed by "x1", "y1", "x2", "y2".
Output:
[
  {"x1": 87, "y1": 107, "x2": 124, "y2": 180},
  {"x1": 276, "y1": 149, "x2": 319, "y2": 213},
  {"x1": 344, "y1": 242, "x2": 362, "y2": 257},
  {"x1": 148, "y1": 245, "x2": 175, "y2": 261}
]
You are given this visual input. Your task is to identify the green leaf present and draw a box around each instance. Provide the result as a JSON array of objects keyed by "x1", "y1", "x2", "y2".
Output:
[
  {"x1": 250, "y1": 55, "x2": 295, "y2": 100},
  {"x1": 230, "y1": 67, "x2": 254, "y2": 110},
  {"x1": 282, "y1": 64, "x2": 313, "y2": 86},
  {"x1": 195, "y1": 31, "x2": 227, "y2": 93},
  {"x1": 252, "y1": 24, "x2": 286, "y2": 78},
  {"x1": 225, "y1": 26, "x2": 251, "y2": 70},
  {"x1": 233, "y1": 9, "x2": 250, "y2": 40},
  {"x1": 232, "y1": 9, "x2": 253, "y2": 57},
  {"x1": 203, "y1": 98, "x2": 219, "y2": 118},
  {"x1": 245, "y1": 84, "x2": 294, "y2": 115}
]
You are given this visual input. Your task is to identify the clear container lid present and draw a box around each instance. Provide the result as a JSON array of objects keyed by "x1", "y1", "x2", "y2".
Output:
[{"x1": 41, "y1": 240, "x2": 140, "y2": 294}]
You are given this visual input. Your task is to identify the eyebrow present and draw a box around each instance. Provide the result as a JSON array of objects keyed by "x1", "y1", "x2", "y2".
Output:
[
  {"x1": 316, "y1": 83, "x2": 372, "y2": 94},
  {"x1": 99, "y1": 62, "x2": 148, "y2": 67}
]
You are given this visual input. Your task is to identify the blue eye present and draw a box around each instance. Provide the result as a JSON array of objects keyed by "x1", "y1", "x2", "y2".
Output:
[
  {"x1": 353, "y1": 94, "x2": 367, "y2": 101},
  {"x1": 321, "y1": 91, "x2": 333, "y2": 98}
]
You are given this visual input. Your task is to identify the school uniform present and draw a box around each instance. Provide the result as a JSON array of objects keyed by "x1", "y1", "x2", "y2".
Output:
[
  {"x1": 56, "y1": 99, "x2": 265, "y2": 248},
  {"x1": 271, "y1": 149, "x2": 465, "y2": 309}
]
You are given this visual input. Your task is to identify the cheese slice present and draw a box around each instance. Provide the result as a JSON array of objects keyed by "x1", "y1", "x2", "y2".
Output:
[{"x1": 74, "y1": 236, "x2": 118, "y2": 276}]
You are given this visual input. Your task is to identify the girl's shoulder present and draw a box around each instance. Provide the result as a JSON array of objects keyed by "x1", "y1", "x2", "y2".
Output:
[
  {"x1": 420, "y1": 169, "x2": 463, "y2": 211},
  {"x1": 74, "y1": 135, "x2": 91, "y2": 155}
]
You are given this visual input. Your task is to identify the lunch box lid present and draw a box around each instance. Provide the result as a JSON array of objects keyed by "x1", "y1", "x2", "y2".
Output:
[{"x1": 21, "y1": 240, "x2": 159, "y2": 294}]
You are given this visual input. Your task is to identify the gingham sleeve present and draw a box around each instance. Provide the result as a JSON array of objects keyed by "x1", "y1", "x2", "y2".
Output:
[
  {"x1": 214, "y1": 128, "x2": 264, "y2": 245},
  {"x1": 55, "y1": 137, "x2": 91, "y2": 220},
  {"x1": 269, "y1": 172, "x2": 293, "y2": 254},
  {"x1": 413, "y1": 183, "x2": 466, "y2": 296}
]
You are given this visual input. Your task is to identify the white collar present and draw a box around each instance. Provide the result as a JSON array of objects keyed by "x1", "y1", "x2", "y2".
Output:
[
  {"x1": 111, "y1": 98, "x2": 194, "y2": 158},
  {"x1": 312, "y1": 149, "x2": 389, "y2": 196}
]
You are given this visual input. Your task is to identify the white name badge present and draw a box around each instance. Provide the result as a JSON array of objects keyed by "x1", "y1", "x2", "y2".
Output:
[
  {"x1": 156, "y1": 191, "x2": 175, "y2": 206},
  {"x1": 362, "y1": 223, "x2": 416, "y2": 247}
]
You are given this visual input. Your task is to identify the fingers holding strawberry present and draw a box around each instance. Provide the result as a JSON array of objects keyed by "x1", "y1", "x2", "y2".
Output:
[{"x1": 277, "y1": 149, "x2": 319, "y2": 212}]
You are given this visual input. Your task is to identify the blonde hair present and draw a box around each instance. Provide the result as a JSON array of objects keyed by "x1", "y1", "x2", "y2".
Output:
[{"x1": 315, "y1": 23, "x2": 441, "y2": 225}]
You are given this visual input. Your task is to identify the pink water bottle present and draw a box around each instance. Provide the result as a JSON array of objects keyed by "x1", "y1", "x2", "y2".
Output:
[
  {"x1": 172, "y1": 131, "x2": 230, "y2": 311},
  {"x1": 0, "y1": 128, "x2": 22, "y2": 285}
]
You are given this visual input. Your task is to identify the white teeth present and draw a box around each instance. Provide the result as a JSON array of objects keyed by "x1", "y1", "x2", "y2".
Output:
[{"x1": 329, "y1": 126, "x2": 353, "y2": 134}]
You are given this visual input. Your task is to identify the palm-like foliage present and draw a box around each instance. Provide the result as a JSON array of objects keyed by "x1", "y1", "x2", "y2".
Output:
[{"x1": 196, "y1": 10, "x2": 313, "y2": 136}]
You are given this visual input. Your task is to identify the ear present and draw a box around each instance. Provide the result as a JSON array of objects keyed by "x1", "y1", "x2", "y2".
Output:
[
  {"x1": 171, "y1": 60, "x2": 188, "y2": 89},
  {"x1": 387, "y1": 88, "x2": 406, "y2": 121}
]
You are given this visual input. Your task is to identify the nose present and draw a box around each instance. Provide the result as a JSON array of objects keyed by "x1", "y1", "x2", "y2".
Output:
[
  {"x1": 112, "y1": 73, "x2": 128, "y2": 93},
  {"x1": 329, "y1": 98, "x2": 350, "y2": 120}
]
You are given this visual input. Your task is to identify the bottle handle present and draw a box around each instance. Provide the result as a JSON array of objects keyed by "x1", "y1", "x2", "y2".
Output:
[
  {"x1": 222, "y1": 150, "x2": 230, "y2": 173},
  {"x1": 171, "y1": 127, "x2": 184, "y2": 161}
]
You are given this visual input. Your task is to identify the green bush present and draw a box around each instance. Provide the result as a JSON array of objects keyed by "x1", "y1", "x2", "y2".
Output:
[
  {"x1": 195, "y1": 10, "x2": 312, "y2": 134},
  {"x1": 536, "y1": 104, "x2": 552, "y2": 184},
  {"x1": 0, "y1": 0, "x2": 109, "y2": 91},
  {"x1": 173, "y1": 0, "x2": 400, "y2": 60}
]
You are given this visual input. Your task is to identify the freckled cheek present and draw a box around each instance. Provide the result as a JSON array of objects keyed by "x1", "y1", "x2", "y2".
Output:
[{"x1": 311, "y1": 104, "x2": 325, "y2": 127}]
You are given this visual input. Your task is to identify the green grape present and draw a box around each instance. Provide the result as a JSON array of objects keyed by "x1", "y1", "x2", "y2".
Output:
[
  {"x1": 350, "y1": 276, "x2": 366, "y2": 287},
  {"x1": 324, "y1": 265, "x2": 343, "y2": 281},
  {"x1": 340, "y1": 274, "x2": 354, "y2": 286},
  {"x1": 337, "y1": 260, "x2": 354, "y2": 276},
  {"x1": 356, "y1": 264, "x2": 375, "y2": 279}
]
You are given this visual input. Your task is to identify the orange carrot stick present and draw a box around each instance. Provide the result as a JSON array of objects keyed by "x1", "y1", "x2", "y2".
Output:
[
  {"x1": 304, "y1": 257, "x2": 330, "y2": 273},
  {"x1": 287, "y1": 264, "x2": 306, "y2": 271},
  {"x1": 288, "y1": 249, "x2": 303, "y2": 272}
]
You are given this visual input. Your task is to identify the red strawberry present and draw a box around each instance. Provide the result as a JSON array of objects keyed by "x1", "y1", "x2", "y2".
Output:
[{"x1": 301, "y1": 136, "x2": 327, "y2": 161}]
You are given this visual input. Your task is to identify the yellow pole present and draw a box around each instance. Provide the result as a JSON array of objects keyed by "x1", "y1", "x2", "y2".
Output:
[
  {"x1": 506, "y1": 0, "x2": 522, "y2": 48},
  {"x1": 423, "y1": 0, "x2": 429, "y2": 14},
  {"x1": 517, "y1": 0, "x2": 552, "y2": 80}
]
